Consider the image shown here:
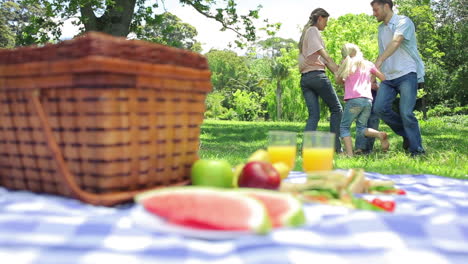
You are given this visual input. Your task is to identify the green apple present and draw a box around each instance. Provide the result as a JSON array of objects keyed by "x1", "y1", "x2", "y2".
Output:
[{"x1": 191, "y1": 159, "x2": 234, "y2": 188}]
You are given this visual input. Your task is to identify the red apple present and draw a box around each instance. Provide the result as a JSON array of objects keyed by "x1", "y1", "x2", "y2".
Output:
[{"x1": 238, "y1": 161, "x2": 281, "y2": 190}]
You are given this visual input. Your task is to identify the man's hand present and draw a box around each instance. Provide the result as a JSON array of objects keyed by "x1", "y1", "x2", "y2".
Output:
[{"x1": 375, "y1": 34, "x2": 404, "y2": 69}]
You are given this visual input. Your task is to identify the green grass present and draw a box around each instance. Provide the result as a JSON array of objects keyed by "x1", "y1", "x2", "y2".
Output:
[{"x1": 198, "y1": 115, "x2": 468, "y2": 179}]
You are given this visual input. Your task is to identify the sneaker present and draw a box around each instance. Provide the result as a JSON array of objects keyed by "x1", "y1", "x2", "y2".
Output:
[
  {"x1": 355, "y1": 149, "x2": 371, "y2": 155},
  {"x1": 410, "y1": 149, "x2": 426, "y2": 157},
  {"x1": 403, "y1": 137, "x2": 410, "y2": 151},
  {"x1": 354, "y1": 149, "x2": 365, "y2": 155}
]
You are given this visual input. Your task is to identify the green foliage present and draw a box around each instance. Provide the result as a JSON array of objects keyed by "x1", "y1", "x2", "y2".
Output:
[
  {"x1": 199, "y1": 117, "x2": 468, "y2": 178},
  {"x1": 255, "y1": 36, "x2": 297, "y2": 58},
  {"x1": 136, "y1": 12, "x2": 201, "y2": 52},
  {"x1": 231, "y1": 89, "x2": 265, "y2": 121},
  {"x1": 205, "y1": 49, "x2": 269, "y2": 120},
  {"x1": 396, "y1": 0, "x2": 467, "y2": 107},
  {"x1": 0, "y1": 0, "x2": 52, "y2": 46},
  {"x1": 427, "y1": 104, "x2": 468, "y2": 117},
  {"x1": 204, "y1": 91, "x2": 229, "y2": 120},
  {"x1": 266, "y1": 45, "x2": 307, "y2": 122},
  {"x1": 0, "y1": 9, "x2": 15, "y2": 48},
  {"x1": 322, "y1": 14, "x2": 380, "y2": 63},
  {"x1": 14, "y1": 0, "x2": 274, "y2": 48}
]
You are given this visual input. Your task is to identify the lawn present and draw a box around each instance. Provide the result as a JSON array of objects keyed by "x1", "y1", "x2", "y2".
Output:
[{"x1": 198, "y1": 115, "x2": 468, "y2": 179}]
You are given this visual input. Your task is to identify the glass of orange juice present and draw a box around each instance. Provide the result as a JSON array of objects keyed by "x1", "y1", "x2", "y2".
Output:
[
  {"x1": 267, "y1": 131, "x2": 297, "y2": 169},
  {"x1": 302, "y1": 131, "x2": 335, "y2": 172}
]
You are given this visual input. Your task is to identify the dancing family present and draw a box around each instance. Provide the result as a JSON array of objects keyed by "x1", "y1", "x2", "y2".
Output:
[{"x1": 299, "y1": 0, "x2": 426, "y2": 157}]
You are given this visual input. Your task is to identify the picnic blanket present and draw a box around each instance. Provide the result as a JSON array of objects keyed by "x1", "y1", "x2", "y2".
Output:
[{"x1": 1, "y1": 171, "x2": 468, "y2": 264}]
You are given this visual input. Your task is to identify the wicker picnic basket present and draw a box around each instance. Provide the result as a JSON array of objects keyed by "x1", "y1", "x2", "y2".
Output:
[{"x1": 0, "y1": 32, "x2": 212, "y2": 206}]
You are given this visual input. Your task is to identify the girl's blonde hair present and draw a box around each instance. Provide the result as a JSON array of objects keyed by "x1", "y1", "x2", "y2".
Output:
[
  {"x1": 336, "y1": 43, "x2": 368, "y2": 81},
  {"x1": 298, "y1": 8, "x2": 329, "y2": 53}
]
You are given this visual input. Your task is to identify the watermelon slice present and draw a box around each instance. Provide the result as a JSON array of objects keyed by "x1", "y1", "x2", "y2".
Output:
[
  {"x1": 238, "y1": 189, "x2": 306, "y2": 228},
  {"x1": 135, "y1": 187, "x2": 272, "y2": 234}
]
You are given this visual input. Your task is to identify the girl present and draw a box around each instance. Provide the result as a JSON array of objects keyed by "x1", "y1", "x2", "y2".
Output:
[
  {"x1": 298, "y1": 8, "x2": 343, "y2": 153},
  {"x1": 335, "y1": 43, "x2": 389, "y2": 156}
]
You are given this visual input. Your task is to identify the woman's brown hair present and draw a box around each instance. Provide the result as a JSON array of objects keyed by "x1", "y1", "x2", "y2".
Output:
[{"x1": 298, "y1": 8, "x2": 330, "y2": 53}]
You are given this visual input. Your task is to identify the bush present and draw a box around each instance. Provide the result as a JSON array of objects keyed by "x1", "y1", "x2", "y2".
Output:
[
  {"x1": 204, "y1": 91, "x2": 229, "y2": 119},
  {"x1": 231, "y1": 89, "x2": 265, "y2": 121},
  {"x1": 427, "y1": 104, "x2": 468, "y2": 117}
]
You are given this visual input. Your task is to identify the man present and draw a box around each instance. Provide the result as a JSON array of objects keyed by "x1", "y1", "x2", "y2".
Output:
[{"x1": 370, "y1": 0, "x2": 426, "y2": 156}]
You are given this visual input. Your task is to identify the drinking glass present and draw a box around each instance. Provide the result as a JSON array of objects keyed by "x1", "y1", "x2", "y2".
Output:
[
  {"x1": 302, "y1": 131, "x2": 335, "y2": 172},
  {"x1": 267, "y1": 131, "x2": 297, "y2": 169}
]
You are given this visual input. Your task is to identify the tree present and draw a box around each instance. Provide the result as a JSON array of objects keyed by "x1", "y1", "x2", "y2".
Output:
[
  {"x1": 431, "y1": 0, "x2": 467, "y2": 106},
  {"x1": 18, "y1": 0, "x2": 276, "y2": 46},
  {"x1": 0, "y1": 5, "x2": 15, "y2": 48},
  {"x1": 136, "y1": 12, "x2": 201, "y2": 52},
  {"x1": 270, "y1": 60, "x2": 289, "y2": 120},
  {"x1": 256, "y1": 37, "x2": 297, "y2": 58},
  {"x1": 396, "y1": 0, "x2": 467, "y2": 108},
  {"x1": 253, "y1": 37, "x2": 297, "y2": 120},
  {"x1": 0, "y1": 0, "x2": 51, "y2": 46}
]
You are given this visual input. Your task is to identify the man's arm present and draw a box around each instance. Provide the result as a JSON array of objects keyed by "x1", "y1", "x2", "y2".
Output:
[
  {"x1": 318, "y1": 48, "x2": 339, "y2": 73},
  {"x1": 375, "y1": 34, "x2": 404, "y2": 69}
]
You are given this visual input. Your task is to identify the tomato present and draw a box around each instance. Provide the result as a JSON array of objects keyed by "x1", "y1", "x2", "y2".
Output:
[
  {"x1": 382, "y1": 189, "x2": 406, "y2": 195},
  {"x1": 396, "y1": 189, "x2": 406, "y2": 195},
  {"x1": 370, "y1": 198, "x2": 396, "y2": 212}
]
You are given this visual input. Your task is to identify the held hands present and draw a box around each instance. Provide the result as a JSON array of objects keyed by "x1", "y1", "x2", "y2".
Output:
[{"x1": 371, "y1": 76, "x2": 379, "y2": 90}]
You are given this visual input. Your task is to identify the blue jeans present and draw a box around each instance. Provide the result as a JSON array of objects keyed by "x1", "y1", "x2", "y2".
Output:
[
  {"x1": 340, "y1": 98, "x2": 372, "y2": 145},
  {"x1": 300, "y1": 71, "x2": 343, "y2": 152},
  {"x1": 374, "y1": 72, "x2": 424, "y2": 153},
  {"x1": 355, "y1": 90, "x2": 379, "y2": 151}
]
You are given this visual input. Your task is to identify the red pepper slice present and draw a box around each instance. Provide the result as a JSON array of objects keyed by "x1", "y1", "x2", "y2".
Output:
[
  {"x1": 370, "y1": 198, "x2": 396, "y2": 212},
  {"x1": 396, "y1": 189, "x2": 406, "y2": 195}
]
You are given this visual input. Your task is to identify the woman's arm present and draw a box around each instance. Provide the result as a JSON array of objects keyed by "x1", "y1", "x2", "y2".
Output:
[{"x1": 318, "y1": 48, "x2": 339, "y2": 73}]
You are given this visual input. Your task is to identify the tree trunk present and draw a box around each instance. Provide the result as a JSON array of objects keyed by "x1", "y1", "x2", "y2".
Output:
[
  {"x1": 80, "y1": 0, "x2": 137, "y2": 37},
  {"x1": 276, "y1": 80, "x2": 282, "y2": 120}
]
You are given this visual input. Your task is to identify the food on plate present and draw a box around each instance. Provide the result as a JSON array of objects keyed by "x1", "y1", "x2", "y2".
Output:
[
  {"x1": 247, "y1": 149, "x2": 270, "y2": 162},
  {"x1": 368, "y1": 198, "x2": 396, "y2": 212},
  {"x1": 239, "y1": 189, "x2": 305, "y2": 227},
  {"x1": 232, "y1": 163, "x2": 245, "y2": 188},
  {"x1": 367, "y1": 180, "x2": 406, "y2": 195},
  {"x1": 135, "y1": 186, "x2": 306, "y2": 233},
  {"x1": 191, "y1": 159, "x2": 234, "y2": 188},
  {"x1": 272, "y1": 162, "x2": 291, "y2": 180},
  {"x1": 238, "y1": 161, "x2": 281, "y2": 190},
  {"x1": 345, "y1": 169, "x2": 367, "y2": 193},
  {"x1": 135, "y1": 187, "x2": 272, "y2": 233},
  {"x1": 280, "y1": 169, "x2": 405, "y2": 212}
]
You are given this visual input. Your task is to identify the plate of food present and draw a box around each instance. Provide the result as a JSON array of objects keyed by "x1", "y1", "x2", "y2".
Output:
[{"x1": 130, "y1": 186, "x2": 306, "y2": 240}]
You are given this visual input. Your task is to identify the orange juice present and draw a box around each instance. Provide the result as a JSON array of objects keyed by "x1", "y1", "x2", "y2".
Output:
[
  {"x1": 267, "y1": 146, "x2": 297, "y2": 168},
  {"x1": 302, "y1": 147, "x2": 334, "y2": 172}
]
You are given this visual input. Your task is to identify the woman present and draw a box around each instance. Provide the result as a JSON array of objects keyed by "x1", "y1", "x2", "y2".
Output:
[{"x1": 298, "y1": 8, "x2": 343, "y2": 153}]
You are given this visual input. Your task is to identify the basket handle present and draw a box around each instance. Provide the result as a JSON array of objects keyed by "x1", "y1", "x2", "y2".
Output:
[{"x1": 29, "y1": 90, "x2": 147, "y2": 206}]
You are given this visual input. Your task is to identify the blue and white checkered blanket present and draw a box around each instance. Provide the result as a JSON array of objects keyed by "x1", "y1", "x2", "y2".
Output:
[{"x1": 1, "y1": 171, "x2": 468, "y2": 264}]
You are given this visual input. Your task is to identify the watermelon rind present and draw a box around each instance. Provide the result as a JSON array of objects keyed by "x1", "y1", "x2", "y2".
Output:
[
  {"x1": 236, "y1": 188, "x2": 306, "y2": 227},
  {"x1": 134, "y1": 186, "x2": 272, "y2": 234}
]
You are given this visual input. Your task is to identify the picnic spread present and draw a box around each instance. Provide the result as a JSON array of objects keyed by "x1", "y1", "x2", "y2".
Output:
[
  {"x1": 1, "y1": 171, "x2": 468, "y2": 264},
  {"x1": 1, "y1": 33, "x2": 467, "y2": 264}
]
